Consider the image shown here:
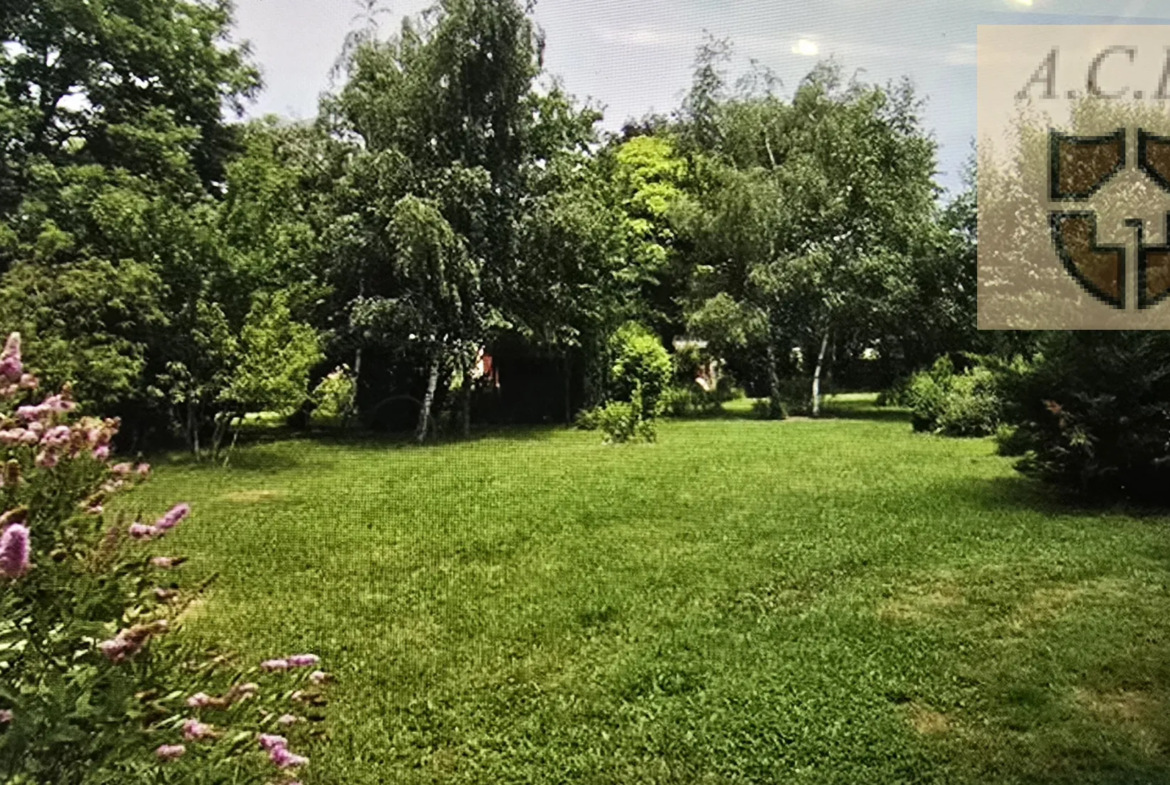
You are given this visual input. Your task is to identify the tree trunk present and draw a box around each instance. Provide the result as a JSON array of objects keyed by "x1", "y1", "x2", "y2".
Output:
[
  {"x1": 348, "y1": 278, "x2": 365, "y2": 431},
  {"x1": 765, "y1": 341, "x2": 783, "y2": 419},
  {"x1": 584, "y1": 334, "x2": 603, "y2": 410},
  {"x1": 563, "y1": 351, "x2": 573, "y2": 424},
  {"x1": 347, "y1": 345, "x2": 363, "y2": 430},
  {"x1": 460, "y1": 353, "x2": 472, "y2": 439},
  {"x1": 187, "y1": 400, "x2": 201, "y2": 460},
  {"x1": 811, "y1": 328, "x2": 831, "y2": 418},
  {"x1": 210, "y1": 410, "x2": 236, "y2": 461},
  {"x1": 825, "y1": 337, "x2": 837, "y2": 398},
  {"x1": 416, "y1": 352, "x2": 441, "y2": 444}
]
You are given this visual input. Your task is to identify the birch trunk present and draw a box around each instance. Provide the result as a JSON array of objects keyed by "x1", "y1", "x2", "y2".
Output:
[
  {"x1": 416, "y1": 352, "x2": 441, "y2": 444},
  {"x1": 811, "y1": 328, "x2": 831, "y2": 418}
]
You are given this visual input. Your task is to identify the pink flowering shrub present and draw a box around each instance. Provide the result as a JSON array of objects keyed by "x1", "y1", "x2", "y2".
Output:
[{"x1": 0, "y1": 334, "x2": 331, "y2": 783}]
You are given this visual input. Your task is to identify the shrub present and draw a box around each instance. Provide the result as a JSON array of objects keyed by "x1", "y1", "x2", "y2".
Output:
[
  {"x1": 582, "y1": 323, "x2": 672, "y2": 444},
  {"x1": 751, "y1": 397, "x2": 788, "y2": 420},
  {"x1": 661, "y1": 383, "x2": 724, "y2": 418},
  {"x1": 906, "y1": 355, "x2": 1019, "y2": 437},
  {"x1": 311, "y1": 364, "x2": 358, "y2": 426},
  {"x1": 596, "y1": 395, "x2": 657, "y2": 444},
  {"x1": 934, "y1": 365, "x2": 1002, "y2": 437},
  {"x1": 1000, "y1": 332, "x2": 1170, "y2": 502},
  {"x1": 906, "y1": 356, "x2": 954, "y2": 432},
  {"x1": 574, "y1": 406, "x2": 602, "y2": 431},
  {"x1": 608, "y1": 323, "x2": 672, "y2": 419},
  {"x1": 0, "y1": 332, "x2": 331, "y2": 783},
  {"x1": 671, "y1": 342, "x2": 705, "y2": 386},
  {"x1": 876, "y1": 376, "x2": 914, "y2": 407}
]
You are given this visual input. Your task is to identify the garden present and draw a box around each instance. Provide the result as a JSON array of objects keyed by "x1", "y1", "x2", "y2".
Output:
[{"x1": 2, "y1": 0, "x2": 1170, "y2": 783}]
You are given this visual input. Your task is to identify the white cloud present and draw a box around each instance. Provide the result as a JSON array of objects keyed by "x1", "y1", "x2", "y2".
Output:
[
  {"x1": 792, "y1": 39, "x2": 819, "y2": 57},
  {"x1": 945, "y1": 43, "x2": 977, "y2": 66},
  {"x1": 596, "y1": 27, "x2": 696, "y2": 49}
]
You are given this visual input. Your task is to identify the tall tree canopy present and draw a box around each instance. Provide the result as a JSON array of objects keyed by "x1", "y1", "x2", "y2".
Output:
[{"x1": 321, "y1": 0, "x2": 610, "y2": 439}]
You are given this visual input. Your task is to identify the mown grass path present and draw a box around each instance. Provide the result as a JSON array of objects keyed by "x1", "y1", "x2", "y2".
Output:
[{"x1": 122, "y1": 396, "x2": 1170, "y2": 784}]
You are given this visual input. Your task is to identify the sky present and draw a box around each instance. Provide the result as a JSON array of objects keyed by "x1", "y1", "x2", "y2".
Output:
[{"x1": 230, "y1": 0, "x2": 1170, "y2": 198}]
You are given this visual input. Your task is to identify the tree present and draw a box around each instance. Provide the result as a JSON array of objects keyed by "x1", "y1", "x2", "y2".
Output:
[
  {"x1": 0, "y1": 0, "x2": 270, "y2": 452},
  {"x1": 322, "y1": 0, "x2": 613, "y2": 436},
  {"x1": 608, "y1": 134, "x2": 692, "y2": 340},
  {"x1": 350, "y1": 195, "x2": 482, "y2": 443},
  {"x1": 217, "y1": 118, "x2": 337, "y2": 320},
  {"x1": 0, "y1": 257, "x2": 167, "y2": 428},
  {"x1": 215, "y1": 290, "x2": 323, "y2": 456},
  {"x1": 0, "y1": 0, "x2": 260, "y2": 223},
  {"x1": 516, "y1": 149, "x2": 637, "y2": 418},
  {"x1": 683, "y1": 166, "x2": 786, "y2": 417},
  {"x1": 673, "y1": 52, "x2": 940, "y2": 416}
]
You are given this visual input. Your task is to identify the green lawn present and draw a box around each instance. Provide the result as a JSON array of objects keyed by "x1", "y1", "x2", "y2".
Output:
[{"x1": 121, "y1": 395, "x2": 1170, "y2": 784}]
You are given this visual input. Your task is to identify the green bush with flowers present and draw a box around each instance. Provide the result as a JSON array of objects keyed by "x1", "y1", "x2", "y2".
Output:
[{"x1": 0, "y1": 332, "x2": 331, "y2": 783}]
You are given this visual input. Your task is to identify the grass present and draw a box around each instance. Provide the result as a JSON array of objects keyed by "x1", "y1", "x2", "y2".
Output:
[{"x1": 119, "y1": 394, "x2": 1170, "y2": 784}]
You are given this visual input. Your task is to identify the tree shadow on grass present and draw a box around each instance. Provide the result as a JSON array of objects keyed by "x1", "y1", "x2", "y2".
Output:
[
  {"x1": 819, "y1": 395, "x2": 913, "y2": 424},
  {"x1": 297, "y1": 423, "x2": 563, "y2": 451},
  {"x1": 159, "y1": 446, "x2": 308, "y2": 474},
  {"x1": 943, "y1": 474, "x2": 1170, "y2": 521},
  {"x1": 820, "y1": 405, "x2": 913, "y2": 424}
]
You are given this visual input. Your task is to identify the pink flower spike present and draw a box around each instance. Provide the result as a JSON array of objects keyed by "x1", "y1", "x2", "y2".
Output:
[
  {"x1": 183, "y1": 719, "x2": 214, "y2": 741},
  {"x1": 257, "y1": 733, "x2": 288, "y2": 751},
  {"x1": 186, "y1": 692, "x2": 213, "y2": 708},
  {"x1": 260, "y1": 659, "x2": 290, "y2": 672},
  {"x1": 37, "y1": 394, "x2": 74, "y2": 415},
  {"x1": 92, "y1": 445, "x2": 110, "y2": 461},
  {"x1": 135, "y1": 463, "x2": 151, "y2": 478},
  {"x1": 110, "y1": 462, "x2": 133, "y2": 476},
  {"x1": 0, "y1": 524, "x2": 31, "y2": 578},
  {"x1": 43, "y1": 425, "x2": 70, "y2": 447},
  {"x1": 98, "y1": 638, "x2": 131, "y2": 662},
  {"x1": 309, "y1": 670, "x2": 330, "y2": 685},
  {"x1": 0, "y1": 709, "x2": 12, "y2": 724},
  {"x1": 287, "y1": 654, "x2": 319, "y2": 668},
  {"x1": 34, "y1": 451, "x2": 58, "y2": 469},
  {"x1": 18, "y1": 374, "x2": 37, "y2": 390},
  {"x1": 0, "y1": 360, "x2": 20, "y2": 384},
  {"x1": 0, "y1": 333, "x2": 22, "y2": 382},
  {"x1": 155, "y1": 744, "x2": 186, "y2": 761},
  {"x1": 128, "y1": 523, "x2": 158, "y2": 540},
  {"x1": 269, "y1": 745, "x2": 308, "y2": 769},
  {"x1": 155, "y1": 503, "x2": 190, "y2": 531}
]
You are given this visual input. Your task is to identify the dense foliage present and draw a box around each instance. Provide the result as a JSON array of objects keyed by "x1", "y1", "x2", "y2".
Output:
[
  {"x1": 998, "y1": 332, "x2": 1170, "y2": 503},
  {"x1": 1, "y1": 0, "x2": 980, "y2": 454},
  {"x1": 0, "y1": 334, "x2": 332, "y2": 783},
  {"x1": 907, "y1": 355, "x2": 1006, "y2": 438}
]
